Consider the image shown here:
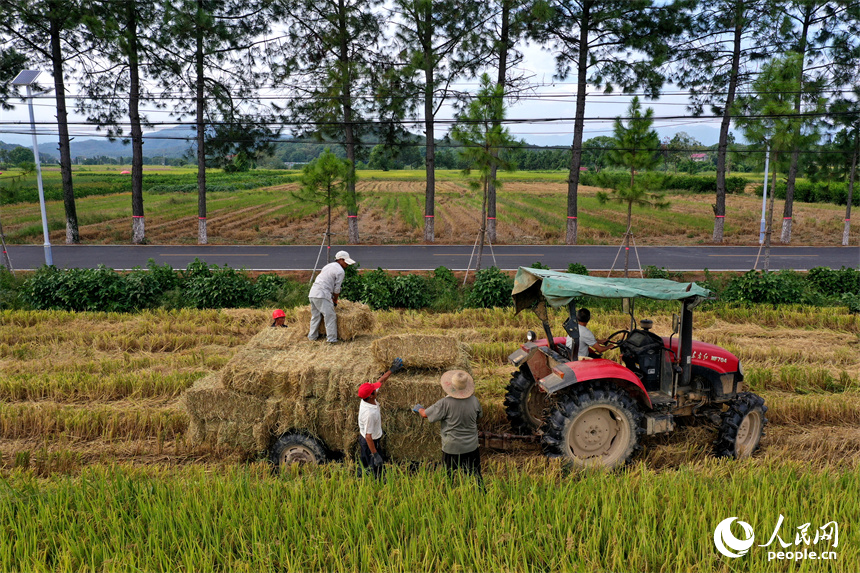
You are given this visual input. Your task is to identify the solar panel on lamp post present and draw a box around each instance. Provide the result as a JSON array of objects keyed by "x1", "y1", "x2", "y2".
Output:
[{"x1": 11, "y1": 70, "x2": 52, "y2": 266}]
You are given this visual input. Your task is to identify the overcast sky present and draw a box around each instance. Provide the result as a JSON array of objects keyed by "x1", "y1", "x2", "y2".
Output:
[{"x1": 0, "y1": 40, "x2": 731, "y2": 150}]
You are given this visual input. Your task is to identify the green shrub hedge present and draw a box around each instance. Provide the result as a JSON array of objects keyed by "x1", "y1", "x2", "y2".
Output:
[{"x1": 3, "y1": 261, "x2": 858, "y2": 314}]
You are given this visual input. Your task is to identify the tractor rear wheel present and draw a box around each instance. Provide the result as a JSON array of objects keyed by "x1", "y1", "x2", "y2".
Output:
[
  {"x1": 269, "y1": 432, "x2": 326, "y2": 468},
  {"x1": 714, "y1": 392, "x2": 767, "y2": 459},
  {"x1": 503, "y1": 369, "x2": 549, "y2": 434},
  {"x1": 542, "y1": 382, "x2": 643, "y2": 469}
]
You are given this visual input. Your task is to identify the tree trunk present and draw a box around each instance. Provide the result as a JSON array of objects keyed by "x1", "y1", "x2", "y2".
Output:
[
  {"x1": 49, "y1": 7, "x2": 79, "y2": 244},
  {"x1": 127, "y1": 2, "x2": 145, "y2": 244},
  {"x1": 486, "y1": 0, "x2": 511, "y2": 245},
  {"x1": 422, "y1": 6, "x2": 435, "y2": 243},
  {"x1": 845, "y1": 137, "x2": 857, "y2": 246},
  {"x1": 475, "y1": 176, "x2": 488, "y2": 271},
  {"x1": 338, "y1": 0, "x2": 359, "y2": 244},
  {"x1": 326, "y1": 192, "x2": 332, "y2": 263},
  {"x1": 713, "y1": 3, "x2": 744, "y2": 244},
  {"x1": 764, "y1": 152, "x2": 779, "y2": 272},
  {"x1": 196, "y1": 0, "x2": 207, "y2": 245},
  {"x1": 566, "y1": 7, "x2": 590, "y2": 245},
  {"x1": 781, "y1": 148, "x2": 798, "y2": 244},
  {"x1": 782, "y1": 6, "x2": 812, "y2": 245}
]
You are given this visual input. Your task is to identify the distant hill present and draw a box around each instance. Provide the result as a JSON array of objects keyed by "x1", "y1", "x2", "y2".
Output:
[{"x1": 28, "y1": 126, "x2": 199, "y2": 160}]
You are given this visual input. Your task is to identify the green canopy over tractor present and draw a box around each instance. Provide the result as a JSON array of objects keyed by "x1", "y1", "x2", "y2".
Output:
[{"x1": 512, "y1": 267, "x2": 711, "y2": 313}]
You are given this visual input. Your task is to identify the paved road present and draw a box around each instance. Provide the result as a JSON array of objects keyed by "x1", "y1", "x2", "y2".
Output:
[{"x1": 6, "y1": 244, "x2": 860, "y2": 272}]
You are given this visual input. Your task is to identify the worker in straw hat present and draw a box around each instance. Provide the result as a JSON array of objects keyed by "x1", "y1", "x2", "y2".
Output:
[
  {"x1": 357, "y1": 357, "x2": 404, "y2": 478},
  {"x1": 271, "y1": 309, "x2": 287, "y2": 327},
  {"x1": 414, "y1": 370, "x2": 483, "y2": 482},
  {"x1": 308, "y1": 250, "x2": 356, "y2": 343}
]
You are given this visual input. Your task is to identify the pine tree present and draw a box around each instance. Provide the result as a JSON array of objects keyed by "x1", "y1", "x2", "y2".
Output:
[
  {"x1": 450, "y1": 74, "x2": 519, "y2": 272},
  {"x1": 597, "y1": 97, "x2": 668, "y2": 277}
]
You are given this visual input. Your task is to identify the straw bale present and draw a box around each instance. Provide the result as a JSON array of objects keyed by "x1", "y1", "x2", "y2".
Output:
[
  {"x1": 247, "y1": 327, "x2": 298, "y2": 350},
  {"x1": 383, "y1": 410, "x2": 443, "y2": 462},
  {"x1": 378, "y1": 371, "x2": 448, "y2": 410},
  {"x1": 183, "y1": 385, "x2": 267, "y2": 425},
  {"x1": 219, "y1": 347, "x2": 280, "y2": 397},
  {"x1": 292, "y1": 299, "x2": 376, "y2": 341},
  {"x1": 371, "y1": 334, "x2": 469, "y2": 371}
]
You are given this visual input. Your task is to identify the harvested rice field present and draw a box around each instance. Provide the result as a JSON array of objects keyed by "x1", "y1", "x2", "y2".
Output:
[
  {"x1": 1, "y1": 306, "x2": 858, "y2": 571},
  {"x1": 3, "y1": 172, "x2": 857, "y2": 246}
]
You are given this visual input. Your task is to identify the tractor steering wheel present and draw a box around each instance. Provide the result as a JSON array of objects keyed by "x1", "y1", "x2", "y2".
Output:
[{"x1": 603, "y1": 329, "x2": 629, "y2": 349}]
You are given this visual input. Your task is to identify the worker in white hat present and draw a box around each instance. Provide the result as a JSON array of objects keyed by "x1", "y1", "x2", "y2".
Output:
[
  {"x1": 414, "y1": 369, "x2": 483, "y2": 482},
  {"x1": 308, "y1": 250, "x2": 356, "y2": 343}
]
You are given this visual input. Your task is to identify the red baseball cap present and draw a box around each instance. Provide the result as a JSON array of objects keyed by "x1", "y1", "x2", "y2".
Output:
[
  {"x1": 358, "y1": 382, "x2": 382, "y2": 399},
  {"x1": 272, "y1": 309, "x2": 286, "y2": 319}
]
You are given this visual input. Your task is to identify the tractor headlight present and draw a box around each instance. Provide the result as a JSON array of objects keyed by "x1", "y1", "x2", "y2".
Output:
[
  {"x1": 526, "y1": 330, "x2": 536, "y2": 342},
  {"x1": 737, "y1": 360, "x2": 744, "y2": 377}
]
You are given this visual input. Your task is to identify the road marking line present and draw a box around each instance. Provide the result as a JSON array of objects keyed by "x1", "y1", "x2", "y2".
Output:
[
  {"x1": 158, "y1": 254, "x2": 269, "y2": 257},
  {"x1": 707, "y1": 254, "x2": 818, "y2": 257},
  {"x1": 433, "y1": 253, "x2": 545, "y2": 256}
]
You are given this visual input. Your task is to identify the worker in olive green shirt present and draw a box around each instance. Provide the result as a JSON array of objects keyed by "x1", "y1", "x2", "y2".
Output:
[{"x1": 414, "y1": 370, "x2": 483, "y2": 481}]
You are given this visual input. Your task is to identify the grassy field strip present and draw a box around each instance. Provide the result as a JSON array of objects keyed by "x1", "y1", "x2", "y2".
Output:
[{"x1": 0, "y1": 462, "x2": 854, "y2": 571}]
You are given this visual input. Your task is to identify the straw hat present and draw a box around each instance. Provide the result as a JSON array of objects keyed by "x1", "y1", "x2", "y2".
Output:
[{"x1": 440, "y1": 370, "x2": 474, "y2": 399}]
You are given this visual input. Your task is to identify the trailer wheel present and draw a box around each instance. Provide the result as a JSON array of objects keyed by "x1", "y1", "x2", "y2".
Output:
[
  {"x1": 714, "y1": 392, "x2": 767, "y2": 459},
  {"x1": 270, "y1": 432, "x2": 326, "y2": 467},
  {"x1": 503, "y1": 369, "x2": 548, "y2": 434},
  {"x1": 542, "y1": 382, "x2": 643, "y2": 469}
]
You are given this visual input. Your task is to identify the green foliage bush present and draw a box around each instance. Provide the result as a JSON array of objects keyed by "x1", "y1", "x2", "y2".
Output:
[
  {"x1": 643, "y1": 265, "x2": 683, "y2": 280},
  {"x1": 579, "y1": 171, "x2": 746, "y2": 194},
  {"x1": 720, "y1": 270, "x2": 814, "y2": 306},
  {"x1": 464, "y1": 267, "x2": 513, "y2": 308},
  {"x1": 428, "y1": 266, "x2": 461, "y2": 311},
  {"x1": 361, "y1": 268, "x2": 394, "y2": 310},
  {"x1": 806, "y1": 266, "x2": 860, "y2": 297},
  {"x1": 756, "y1": 180, "x2": 860, "y2": 206},
  {"x1": 391, "y1": 274, "x2": 430, "y2": 309},
  {"x1": 183, "y1": 264, "x2": 255, "y2": 309},
  {"x1": 529, "y1": 261, "x2": 551, "y2": 270},
  {"x1": 567, "y1": 263, "x2": 589, "y2": 275},
  {"x1": 339, "y1": 264, "x2": 363, "y2": 303},
  {"x1": 0, "y1": 268, "x2": 26, "y2": 310}
]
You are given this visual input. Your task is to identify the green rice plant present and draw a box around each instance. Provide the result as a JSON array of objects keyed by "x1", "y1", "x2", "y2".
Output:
[{"x1": 0, "y1": 462, "x2": 855, "y2": 572}]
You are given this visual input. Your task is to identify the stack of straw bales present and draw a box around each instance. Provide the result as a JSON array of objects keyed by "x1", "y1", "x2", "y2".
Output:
[{"x1": 182, "y1": 328, "x2": 472, "y2": 462}]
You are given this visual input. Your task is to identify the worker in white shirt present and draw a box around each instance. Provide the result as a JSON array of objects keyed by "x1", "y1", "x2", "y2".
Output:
[{"x1": 308, "y1": 250, "x2": 356, "y2": 343}]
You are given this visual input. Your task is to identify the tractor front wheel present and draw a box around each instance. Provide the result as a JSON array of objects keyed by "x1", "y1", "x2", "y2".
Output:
[
  {"x1": 714, "y1": 392, "x2": 767, "y2": 459},
  {"x1": 269, "y1": 432, "x2": 327, "y2": 468},
  {"x1": 503, "y1": 369, "x2": 549, "y2": 434},
  {"x1": 542, "y1": 382, "x2": 643, "y2": 469}
]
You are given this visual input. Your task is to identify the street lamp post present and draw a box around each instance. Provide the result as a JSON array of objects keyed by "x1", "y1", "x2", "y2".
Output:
[
  {"x1": 759, "y1": 146, "x2": 770, "y2": 245},
  {"x1": 11, "y1": 70, "x2": 52, "y2": 266}
]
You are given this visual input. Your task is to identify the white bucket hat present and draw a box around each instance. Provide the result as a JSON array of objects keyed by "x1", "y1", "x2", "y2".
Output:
[
  {"x1": 335, "y1": 250, "x2": 356, "y2": 265},
  {"x1": 440, "y1": 370, "x2": 475, "y2": 399}
]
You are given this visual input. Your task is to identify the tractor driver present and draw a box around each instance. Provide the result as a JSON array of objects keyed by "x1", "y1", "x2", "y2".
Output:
[{"x1": 565, "y1": 308, "x2": 611, "y2": 359}]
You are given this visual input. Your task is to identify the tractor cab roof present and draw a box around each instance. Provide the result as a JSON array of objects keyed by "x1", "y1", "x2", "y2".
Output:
[{"x1": 512, "y1": 267, "x2": 711, "y2": 313}]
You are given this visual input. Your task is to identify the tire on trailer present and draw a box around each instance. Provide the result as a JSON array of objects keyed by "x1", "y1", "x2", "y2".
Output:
[
  {"x1": 269, "y1": 432, "x2": 327, "y2": 467},
  {"x1": 542, "y1": 382, "x2": 643, "y2": 469},
  {"x1": 713, "y1": 392, "x2": 767, "y2": 459},
  {"x1": 503, "y1": 369, "x2": 549, "y2": 434}
]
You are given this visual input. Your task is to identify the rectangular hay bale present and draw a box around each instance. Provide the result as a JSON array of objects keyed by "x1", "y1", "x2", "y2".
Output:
[{"x1": 371, "y1": 334, "x2": 469, "y2": 371}]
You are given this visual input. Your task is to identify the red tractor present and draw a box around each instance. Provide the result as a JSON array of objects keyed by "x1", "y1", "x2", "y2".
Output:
[{"x1": 503, "y1": 267, "x2": 766, "y2": 468}]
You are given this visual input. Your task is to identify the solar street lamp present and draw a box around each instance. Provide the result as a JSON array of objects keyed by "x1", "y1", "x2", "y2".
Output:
[{"x1": 11, "y1": 70, "x2": 52, "y2": 266}]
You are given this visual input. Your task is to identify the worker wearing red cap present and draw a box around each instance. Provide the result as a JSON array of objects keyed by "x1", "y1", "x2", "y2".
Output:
[
  {"x1": 271, "y1": 309, "x2": 287, "y2": 328},
  {"x1": 357, "y1": 357, "x2": 404, "y2": 477}
]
